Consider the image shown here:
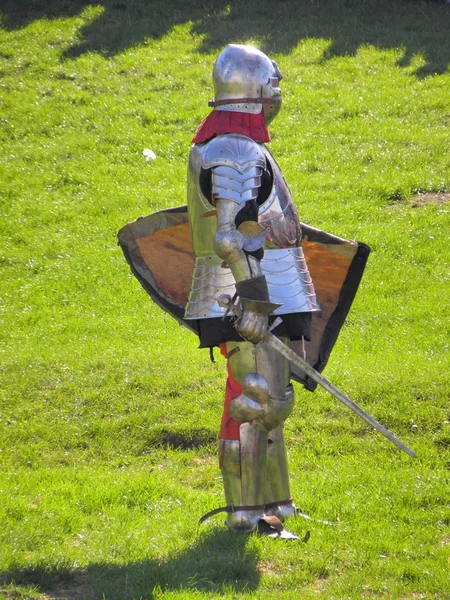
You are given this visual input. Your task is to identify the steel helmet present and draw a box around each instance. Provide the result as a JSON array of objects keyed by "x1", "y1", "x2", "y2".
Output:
[{"x1": 209, "y1": 44, "x2": 283, "y2": 124}]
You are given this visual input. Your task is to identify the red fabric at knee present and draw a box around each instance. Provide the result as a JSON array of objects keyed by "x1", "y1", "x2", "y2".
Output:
[{"x1": 219, "y1": 343, "x2": 244, "y2": 441}]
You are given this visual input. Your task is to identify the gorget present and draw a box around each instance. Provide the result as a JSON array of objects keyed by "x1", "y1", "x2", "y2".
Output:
[{"x1": 184, "y1": 134, "x2": 319, "y2": 320}]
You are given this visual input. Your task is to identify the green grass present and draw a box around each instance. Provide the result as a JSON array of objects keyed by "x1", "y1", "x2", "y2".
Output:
[{"x1": 1, "y1": 0, "x2": 449, "y2": 598}]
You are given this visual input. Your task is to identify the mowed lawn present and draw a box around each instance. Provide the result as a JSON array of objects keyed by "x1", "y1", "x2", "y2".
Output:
[{"x1": 0, "y1": 1, "x2": 449, "y2": 599}]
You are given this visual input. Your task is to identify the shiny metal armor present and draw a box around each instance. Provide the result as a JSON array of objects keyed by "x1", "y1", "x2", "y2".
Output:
[
  {"x1": 210, "y1": 44, "x2": 283, "y2": 124},
  {"x1": 220, "y1": 340, "x2": 296, "y2": 532},
  {"x1": 184, "y1": 134, "x2": 319, "y2": 320},
  {"x1": 205, "y1": 135, "x2": 266, "y2": 205},
  {"x1": 188, "y1": 45, "x2": 311, "y2": 536}
]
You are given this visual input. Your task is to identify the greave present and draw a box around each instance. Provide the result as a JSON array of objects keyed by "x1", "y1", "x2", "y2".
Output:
[
  {"x1": 220, "y1": 422, "x2": 268, "y2": 533},
  {"x1": 265, "y1": 424, "x2": 296, "y2": 521}
]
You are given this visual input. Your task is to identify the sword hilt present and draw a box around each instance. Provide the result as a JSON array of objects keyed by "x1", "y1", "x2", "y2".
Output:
[{"x1": 218, "y1": 293, "x2": 241, "y2": 319}]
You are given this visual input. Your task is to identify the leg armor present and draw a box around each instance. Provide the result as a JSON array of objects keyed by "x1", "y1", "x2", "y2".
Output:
[
  {"x1": 265, "y1": 423, "x2": 296, "y2": 521},
  {"x1": 220, "y1": 339, "x2": 295, "y2": 532}
]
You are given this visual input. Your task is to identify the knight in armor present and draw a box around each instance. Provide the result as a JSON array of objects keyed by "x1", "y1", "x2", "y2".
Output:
[{"x1": 184, "y1": 44, "x2": 320, "y2": 535}]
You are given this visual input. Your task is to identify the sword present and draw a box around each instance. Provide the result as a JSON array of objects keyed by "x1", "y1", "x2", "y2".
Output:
[{"x1": 218, "y1": 295, "x2": 416, "y2": 459}]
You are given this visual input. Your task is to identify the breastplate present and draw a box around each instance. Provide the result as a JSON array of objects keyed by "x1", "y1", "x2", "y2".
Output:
[{"x1": 185, "y1": 138, "x2": 319, "y2": 320}]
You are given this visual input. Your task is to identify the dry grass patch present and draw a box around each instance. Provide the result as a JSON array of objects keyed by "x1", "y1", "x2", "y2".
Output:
[{"x1": 411, "y1": 193, "x2": 450, "y2": 207}]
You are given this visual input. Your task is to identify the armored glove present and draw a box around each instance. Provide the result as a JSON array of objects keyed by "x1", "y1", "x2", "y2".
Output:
[{"x1": 235, "y1": 276, "x2": 273, "y2": 344}]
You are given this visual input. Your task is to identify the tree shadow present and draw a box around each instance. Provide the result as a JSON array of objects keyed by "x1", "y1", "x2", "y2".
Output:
[
  {"x1": 1, "y1": 0, "x2": 449, "y2": 77},
  {"x1": 1, "y1": 529, "x2": 261, "y2": 599},
  {"x1": 0, "y1": 0, "x2": 93, "y2": 30}
]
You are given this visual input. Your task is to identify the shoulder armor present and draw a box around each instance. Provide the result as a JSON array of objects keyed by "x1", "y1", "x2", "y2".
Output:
[
  {"x1": 202, "y1": 134, "x2": 266, "y2": 205},
  {"x1": 202, "y1": 134, "x2": 266, "y2": 171}
]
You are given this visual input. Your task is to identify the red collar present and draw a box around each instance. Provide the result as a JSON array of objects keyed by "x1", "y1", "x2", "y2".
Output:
[{"x1": 192, "y1": 110, "x2": 270, "y2": 144}]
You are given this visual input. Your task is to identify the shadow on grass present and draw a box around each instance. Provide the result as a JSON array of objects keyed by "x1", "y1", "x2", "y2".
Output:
[
  {"x1": 1, "y1": 529, "x2": 261, "y2": 599},
  {"x1": 1, "y1": 0, "x2": 450, "y2": 77},
  {"x1": 154, "y1": 428, "x2": 217, "y2": 450}
]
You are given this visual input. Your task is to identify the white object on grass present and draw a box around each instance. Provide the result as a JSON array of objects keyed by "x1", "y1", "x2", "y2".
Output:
[{"x1": 143, "y1": 148, "x2": 157, "y2": 162}]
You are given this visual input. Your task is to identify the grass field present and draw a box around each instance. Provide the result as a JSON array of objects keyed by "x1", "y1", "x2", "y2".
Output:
[{"x1": 1, "y1": 1, "x2": 449, "y2": 598}]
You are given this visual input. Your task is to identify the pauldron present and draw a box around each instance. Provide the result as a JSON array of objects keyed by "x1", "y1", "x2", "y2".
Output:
[{"x1": 202, "y1": 135, "x2": 266, "y2": 205}]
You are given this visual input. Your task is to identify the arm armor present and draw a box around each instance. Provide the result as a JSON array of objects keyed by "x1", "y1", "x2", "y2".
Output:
[
  {"x1": 202, "y1": 135, "x2": 267, "y2": 276},
  {"x1": 202, "y1": 134, "x2": 266, "y2": 205}
]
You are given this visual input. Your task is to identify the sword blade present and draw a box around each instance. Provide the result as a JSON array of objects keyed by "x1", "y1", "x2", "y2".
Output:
[{"x1": 265, "y1": 333, "x2": 416, "y2": 458}]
